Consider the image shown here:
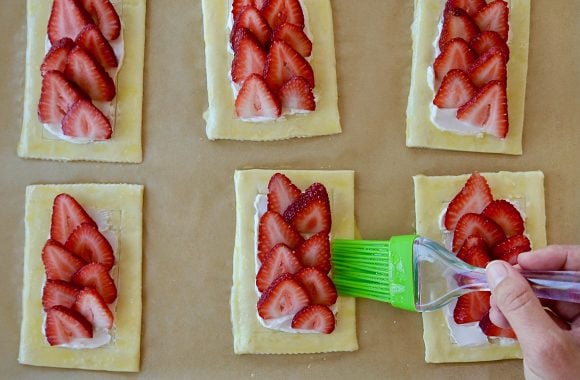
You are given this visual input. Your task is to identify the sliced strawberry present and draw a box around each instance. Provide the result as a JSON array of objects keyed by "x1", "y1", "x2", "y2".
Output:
[
  {"x1": 444, "y1": 172, "x2": 493, "y2": 231},
  {"x1": 267, "y1": 172, "x2": 301, "y2": 215},
  {"x1": 42, "y1": 280, "x2": 80, "y2": 311},
  {"x1": 278, "y1": 76, "x2": 316, "y2": 112},
  {"x1": 294, "y1": 267, "x2": 337, "y2": 306},
  {"x1": 62, "y1": 99, "x2": 112, "y2": 140},
  {"x1": 47, "y1": 0, "x2": 92, "y2": 45},
  {"x1": 445, "y1": 0, "x2": 487, "y2": 16},
  {"x1": 264, "y1": 40, "x2": 314, "y2": 91},
  {"x1": 433, "y1": 38, "x2": 476, "y2": 83},
  {"x1": 457, "y1": 244, "x2": 491, "y2": 269},
  {"x1": 51, "y1": 193, "x2": 97, "y2": 244},
  {"x1": 433, "y1": 69, "x2": 477, "y2": 108},
  {"x1": 439, "y1": 7, "x2": 480, "y2": 50},
  {"x1": 481, "y1": 199, "x2": 524, "y2": 237},
  {"x1": 468, "y1": 47, "x2": 507, "y2": 87},
  {"x1": 491, "y1": 234, "x2": 531, "y2": 264},
  {"x1": 38, "y1": 71, "x2": 86, "y2": 124},
  {"x1": 64, "y1": 46, "x2": 116, "y2": 101},
  {"x1": 474, "y1": 0, "x2": 509, "y2": 41},
  {"x1": 479, "y1": 311, "x2": 516, "y2": 338},
  {"x1": 272, "y1": 23, "x2": 312, "y2": 57},
  {"x1": 41, "y1": 38, "x2": 75, "y2": 76},
  {"x1": 470, "y1": 31, "x2": 509, "y2": 61},
  {"x1": 262, "y1": 0, "x2": 305, "y2": 30},
  {"x1": 235, "y1": 73, "x2": 281, "y2": 119},
  {"x1": 45, "y1": 305, "x2": 93, "y2": 345},
  {"x1": 453, "y1": 291, "x2": 491, "y2": 324},
  {"x1": 452, "y1": 213, "x2": 506, "y2": 253},
  {"x1": 230, "y1": 27, "x2": 261, "y2": 53},
  {"x1": 257, "y1": 273, "x2": 310, "y2": 319},
  {"x1": 231, "y1": 37, "x2": 267, "y2": 85},
  {"x1": 283, "y1": 183, "x2": 331, "y2": 235},
  {"x1": 71, "y1": 263, "x2": 117, "y2": 304},
  {"x1": 64, "y1": 223, "x2": 114, "y2": 270},
  {"x1": 457, "y1": 235, "x2": 488, "y2": 257},
  {"x1": 457, "y1": 80, "x2": 508, "y2": 138},
  {"x1": 257, "y1": 210, "x2": 304, "y2": 262},
  {"x1": 232, "y1": 0, "x2": 267, "y2": 20},
  {"x1": 232, "y1": 6, "x2": 272, "y2": 48},
  {"x1": 75, "y1": 24, "x2": 118, "y2": 69},
  {"x1": 291, "y1": 304, "x2": 335, "y2": 334},
  {"x1": 295, "y1": 232, "x2": 331, "y2": 274},
  {"x1": 42, "y1": 239, "x2": 87, "y2": 281},
  {"x1": 73, "y1": 287, "x2": 114, "y2": 329},
  {"x1": 79, "y1": 0, "x2": 121, "y2": 41},
  {"x1": 256, "y1": 243, "x2": 303, "y2": 292}
]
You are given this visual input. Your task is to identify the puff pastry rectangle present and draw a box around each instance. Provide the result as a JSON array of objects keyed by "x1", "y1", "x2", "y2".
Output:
[
  {"x1": 232, "y1": 169, "x2": 358, "y2": 354},
  {"x1": 406, "y1": 0, "x2": 530, "y2": 155},
  {"x1": 202, "y1": 0, "x2": 341, "y2": 141},
  {"x1": 18, "y1": 0, "x2": 146, "y2": 163},
  {"x1": 413, "y1": 171, "x2": 546, "y2": 363},
  {"x1": 19, "y1": 184, "x2": 143, "y2": 372}
]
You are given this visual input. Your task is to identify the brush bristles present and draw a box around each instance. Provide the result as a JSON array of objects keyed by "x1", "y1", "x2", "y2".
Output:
[{"x1": 331, "y1": 240, "x2": 393, "y2": 303}]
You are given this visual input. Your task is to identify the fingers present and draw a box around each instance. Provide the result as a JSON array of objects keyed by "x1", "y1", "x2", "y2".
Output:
[
  {"x1": 488, "y1": 295, "x2": 510, "y2": 328},
  {"x1": 518, "y1": 245, "x2": 580, "y2": 271}
]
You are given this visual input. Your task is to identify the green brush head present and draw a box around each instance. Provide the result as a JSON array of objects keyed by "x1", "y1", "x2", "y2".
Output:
[{"x1": 331, "y1": 235, "x2": 417, "y2": 311}]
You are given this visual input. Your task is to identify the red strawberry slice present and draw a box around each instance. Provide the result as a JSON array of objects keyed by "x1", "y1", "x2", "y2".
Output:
[
  {"x1": 481, "y1": 199, "x2": 524, "y2": 237},
  {"x1": 267, "y1": 172, "x2": 301, "y2": 215},
  {"x1": 231, "y1": 37, "x2": 267, "y2": 85},
  {"x1": 42, "y1": 239, "x2": 87, "y2": 281},
  {"x1": 42, "y1": 280, "x2": 80, "y2": 311},
  {"x1": 62, "y1": 99, "x2": 113, "y2": 140},
  {"x1": 73, "y1": 287, "x2": 114, "y2": 329},
  {"x1": 230, "y1": 27, "x2": 261, "y2": 53},
  {"x1": 291, "y1": 304, "x2": 335, "y2": 334},
  {"x1": 468, "y1": 47, "x2": 507, "y2": 87},
  {"x1": 272, "y1": 23, "x2": 312, "y2": 57},
  {"x1": 445, "y1": 0, "x2": 487, "y2": 16},
  {"x1": 41, "y1": 38, "x2": 75, "y2": 76},
  {"x1": 64, "y1": 223, "x2": 114, "y2": 270},
  {"x1": 232, "y1": 6, "x2": 272, "y2": 48},
  {"x1": 232, "y1": 0, "x2": 267, "y2": 20},
  {"x1": 457, "y1": 235, "x2": 488, "y2": 257},
  {"x1": 45, "y1": 305, "x2": 93, "y2": 345},
  {"x1": 479, "y1": 311, "x2": 516, "y2": 338},
  {"x1": 433, "y1": 69, "x2": 477, "y2": 108},
  {"x1": 470, "y1": 31, "x2": 509, "y2": 61},
  {"x1": 75, "y1": 24, "x2": 118, "y2": 69},
  {"x1": 47, "y1": 0, "x2": 92, "y2": 45},
  {"x1": 294, "y1": 267, "x2": 337, "y2": 306},
  {"x1": 283, "y1": 183, "x2": 331, "y2": 235},
  {"x1": 264, "y1": 40, "x2": 314, "y2": 92},
  {"x1": 257, "y1": 211, "x2": 304, "y2": 262},
  {"x1": 474, "y1": 0, "x2": 509, "y2": 41},
  {"x1": 457, "y1": 244, "x2": 491, "y2": 269},
  {"x1": 452, "y1": 213, "x2": 506, "y2": 253},
  {"x1": 444, "y1": 172, "x2": 493, "y2": 231},
  {"x1": 295, "y1": 232, "x2": 331, "y2": 274},
  {"x1": 278, "y1": 76, "x2": 316, "y2": 112},
  {"x1": 71, "y1": 263, "x2": 117, "y2": 304},
  {"x1": 64, "y1": 46, "x2": 116, "y2": 101},
  {"x1": 433, "y1": 38, "x2": 476, "y2": 83},
  {"x1": 491, "y1": 234, "x2": 531, "y2": 264},
  {"x1": 235, "y1": 73, "x2": 281, "y2": 119},
  {"x1": 262, "y1": 0, "x2": 305, "y2": 30},
  {"x1": 439, "y1": 7, "x2": 480, "y2": 50},
  {"x1": 257, "y1": 273, "x2": 310, "y2": 319},
  {"x1": 457, "y1": 80, "x2": 508, "y2": 138},
  {"x1": 256, "y1": 243, "x2": 303, "y2": 292},
  {"x1": 79, "y1": 0, "x2": 122, "y2": 41},
  {"x1": 51, "y1": 193, "x2": 97, "y2": 244},
  {"x1": 453, "y1": 291, "x2": 491, "y2": 324},
  {"x1": 38, "y1": 71, "x2": 87, "y2": 124}
]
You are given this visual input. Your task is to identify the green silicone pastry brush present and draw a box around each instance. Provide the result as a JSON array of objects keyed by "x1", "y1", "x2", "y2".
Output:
[{"x1": 331, "y1": 235, "x2": 580, "y2": 312}]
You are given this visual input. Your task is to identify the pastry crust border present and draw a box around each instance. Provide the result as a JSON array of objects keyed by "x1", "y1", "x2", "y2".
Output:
[
  {"x1": 413, "y1": 171, "x2": 546, "y2": 363},
  {"x1": 18, "y1": 184, "x2": 144, "y2": 372},
  {"x1": 232, "y1": 169, "x2": 358, "y2": 354},
  {"x1": 18, "y1": 0, "x2": 146, "y2": 163},
  {"x1": 202, "y1": 0, "x2": 341, "y2": 141},
  {"x1": 406, "y1": 0, "x2": 530, "y2": 155}
]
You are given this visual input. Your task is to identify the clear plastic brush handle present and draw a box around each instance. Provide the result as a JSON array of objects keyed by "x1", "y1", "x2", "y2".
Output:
[{"x1": 413, "y1": 237, "x2": 580, "y2": 312}]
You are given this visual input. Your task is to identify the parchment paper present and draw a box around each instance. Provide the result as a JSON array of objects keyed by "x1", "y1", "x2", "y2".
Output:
[{"x1": 1, "y1": 1, "x2": 579, "y2": 378}]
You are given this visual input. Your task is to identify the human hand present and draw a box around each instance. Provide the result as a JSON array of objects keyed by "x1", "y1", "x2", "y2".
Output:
[{"x1": 485, "y1": 246, "x2": 580, "y2": 380}]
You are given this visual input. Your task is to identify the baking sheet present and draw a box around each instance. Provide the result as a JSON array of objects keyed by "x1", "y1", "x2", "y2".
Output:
[{"x1": 1, "y1": 0, "x2": 579, "y2": 378}]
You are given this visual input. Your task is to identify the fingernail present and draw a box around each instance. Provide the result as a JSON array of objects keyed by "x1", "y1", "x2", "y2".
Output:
[{"x1": 486, "y1": 261, "x2": 508, "y2": 289}]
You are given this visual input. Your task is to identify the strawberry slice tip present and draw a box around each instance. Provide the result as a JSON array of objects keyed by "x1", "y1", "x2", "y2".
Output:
[
  {"x1": 444, "y1": 171, "x2": 493, "y2": 232},
  {"x1": 468, "y1": 47, "x2": 507, "y2": 88},
  {"x1": 75, "y1": 23, "x2": 118, "y2": 69},
  {"x1": 470, "y1": 31, "x2": 509, "y2": 61},
  {"x1": 64, "y1": 46, "x2": 116, "y2": 102},
  {"x1": 283, "y1": 182, "x2": 331, "y2": 235},
  {"x1": 38, "y1": 71, "x2": 87, "y2": 124},
  {"x1": 62, "y1": 99, "x2": 113, "y2": 140},
  {"x1": 264, "y1": 40, "x2": 314, "y2": 92},
  {"x1": 481, "y1": 199, "x2": 525, "y2": 238},
  {"x1": 267, "y1": 172, "x2": 301, "y2": 215},
  {"x1": 47, "y1": 0, "x2": 92, "y2": 45},
  {"x1": 235, "y1": 74, "x2": 281, "y2": 119},
  {"x1": 473, "y1": 0, "x2": 509, "y2": 41},
  {"x1": 41, "y1": 38, "x2": 75, "y2": 77},
  {"x1": 79, "y1": 0, "x2": 122, "y2": 41},
  {"x1": 433, "y1": 38, "x2": 476, "y2": 84},
  {"x1": 491, "y1": 234, "x2": 531, "y2": 264},
  {"x1": 50, "y1": 193, "x2": 98, "y2": 244},
  {"x1": 231, "y1": 0, "x2": 268, "y2": 20},
  {"x1": 73, "y1": 287, "x2": 114, "y2": 329},
  {"x1": 433, "y1": 69, "x2": 477, "y2": 108},
  {"x1": 231, "y1": 6, "x2": 272, "y2": 48},
  {"x1": 261, "y1": 0, "x2": 305, "y2": 30},
  {"x1": 453, "y1": 291, "x2": 491, "y2": 324},
  {"x1": 45, "y1": 305, "x2": 93, "y2": 346},
  {"x1": 294, "y1": 267, "x2": 337, "y2": 306},
  {"x1": 64, "y1": 223, "x2": 115, "y2": 270},
  {"x1": 452, "y1": 213, "x2": 506, "y2": 253},
  {"x1": 42, "y1": 239, "x2": 87, "y2": 282},
  {"x1": 256, "y1": 243, "x2": 303, "y2": 292},
  {"x1": 445, "y1": 0, "x2": 487, "y2": 16},
  {"x1": 231, "y1": 37, "x2": 267, "y2": 85},
  {"x1": 257, "y1": 210, "x2": 304, "y2": 262},
  {"x1": 278, "y1": 76, "x2": 316, "y2": 112},
  {"x1": 71, "y1": 262, "x2": 117, "y2": 304},
  {"x1": 457, "y1": 80, "x2": 508, "y2": 138},
  {"x1": 257, "y1": 273, "x2": 310, "y2": 319},
  {"x1": 291, "y1": 304, "x2": 335, "y2": 334},
  {"x1": 272, "y1": 23, "x2": 312, "y2": 57},
  {"x1": 439, "y1": 7, "x2": 480, "y2": 50},
  {"x1": 295, "y1": 232, "x2": 331, "y2": 274},
  {"x1": 42, "y1": 280, "x2": 80, "y2": 311}
]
